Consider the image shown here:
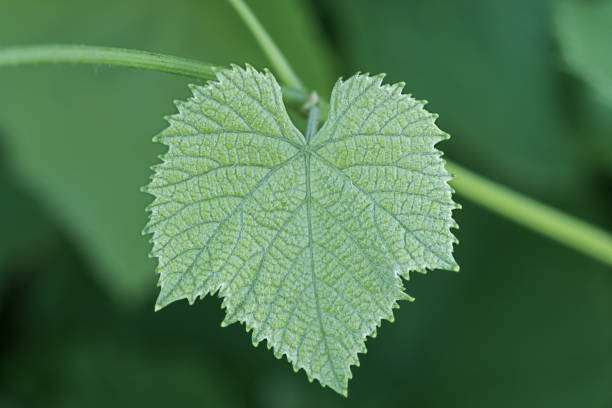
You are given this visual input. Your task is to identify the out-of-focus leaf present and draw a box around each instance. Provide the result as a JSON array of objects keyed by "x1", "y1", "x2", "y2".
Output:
[
  {"x1": 0, "y1": 135, "x2": 57, "y2": 299},
  {"x1": 0, "y1": 0, "x2": 335, "y2": 305},
  {"x1": 0, "y1": 180, "x2": 54, "y2": 294},
  {"x1": 555, "y1": 0, "x2": 612, "y2": 111},
  {"x1": 0, "y1": 182, "x2": 45, "y2": 260},
  {"x1": 554, "y1": 0, "x2": 612, "y2": 175}
]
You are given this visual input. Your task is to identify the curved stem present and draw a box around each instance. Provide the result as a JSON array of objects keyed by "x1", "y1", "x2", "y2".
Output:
[
  {"x1": 0, "y1": 44, "x2": 218, "y2": 80},
  {"x1": 226, "y1": 0, "x2": 305, "y2": 92},
  {"x1": 447, "y1": 161, "x2": 612, "y2": 267},
  {"x1": 0, "y1": 44, "x2": 308, "y2": 107}
]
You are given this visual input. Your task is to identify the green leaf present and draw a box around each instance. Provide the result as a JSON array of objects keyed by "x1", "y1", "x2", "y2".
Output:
[
  {"x1": 145, "y1": 66, "x2": 458, "y2": 395},
  {"x1": 555, "y1": 0, "x2": 612, "y2": 112}
]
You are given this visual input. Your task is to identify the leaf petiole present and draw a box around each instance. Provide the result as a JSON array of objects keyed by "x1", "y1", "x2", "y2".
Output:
[{"x1": 304, "y1": 92, "x2": 321, "y2": 143}]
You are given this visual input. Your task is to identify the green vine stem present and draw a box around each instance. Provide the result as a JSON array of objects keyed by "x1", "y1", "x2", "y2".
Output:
[
  {"x1": 226, "y1": 0, "x2": 305, "y2": 92},
  {"x1": 447, "y1": 162, "x2": 612, "y2": 266},
  {"x1": 0, "y1": 45, "x2": 306, "y2": 106},
  {"x1": 0, "y1": 45, "x2": 217, "y2": 80},
  {"x1": 1, "y1": 44, "x2": 612, "y2": 267}
]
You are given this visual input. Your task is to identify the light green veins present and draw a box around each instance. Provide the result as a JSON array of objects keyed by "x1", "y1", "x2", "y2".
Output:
[{"x1": 144, "y1": 65, "x2": 458, "y2": 395}]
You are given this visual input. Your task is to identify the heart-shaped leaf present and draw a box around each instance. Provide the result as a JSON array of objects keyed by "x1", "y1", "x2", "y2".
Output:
[{"x1": 144, "y1": 65, "x2": 458, "y2": 395}]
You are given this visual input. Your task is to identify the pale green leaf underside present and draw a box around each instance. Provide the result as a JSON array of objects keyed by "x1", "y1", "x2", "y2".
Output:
[{"x1": 145, "y1": 65, "x2": 458, "y2": 395}]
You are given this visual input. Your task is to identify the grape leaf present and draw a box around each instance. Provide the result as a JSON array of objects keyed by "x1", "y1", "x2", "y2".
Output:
[
  {"x1": 555, "y1": 0, "x2": 612, "y2": 111},
  {"x1": 144, "y1": 66, "x2": 458, "y2": 395}
]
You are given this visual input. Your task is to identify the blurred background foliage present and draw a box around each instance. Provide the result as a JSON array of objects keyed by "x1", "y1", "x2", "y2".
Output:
[{"x1": 0, "y1": 0, "x2": 611, "y2": 407}]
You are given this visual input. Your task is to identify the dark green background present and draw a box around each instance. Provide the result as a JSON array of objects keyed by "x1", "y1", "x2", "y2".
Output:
[{"x1": 1, "y1": 0, "x2": 611, "y2": 406}]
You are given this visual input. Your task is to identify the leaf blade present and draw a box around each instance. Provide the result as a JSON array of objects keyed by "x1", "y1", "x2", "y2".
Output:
[{"x1": 146, "y1": 67, "x2": 458, "y2": 395}]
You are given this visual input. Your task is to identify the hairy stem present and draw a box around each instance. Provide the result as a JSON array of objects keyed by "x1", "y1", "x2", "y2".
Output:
[
  {"x1": 226, "y1": 0, "x2": 305, "y2": 92},
  {"x1": 447, "y1": 161, "x2": 612, "y2": 266}
]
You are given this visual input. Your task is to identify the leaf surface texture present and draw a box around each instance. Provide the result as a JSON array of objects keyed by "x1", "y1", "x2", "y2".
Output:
[{"x1": 145, "y1": 66, "x2": 458, "y2": 394}]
